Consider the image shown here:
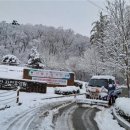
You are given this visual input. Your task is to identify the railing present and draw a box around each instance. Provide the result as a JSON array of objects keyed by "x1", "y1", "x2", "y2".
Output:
[{"x1": 0, "y1": 88, "x2": 20, "y2": 110}]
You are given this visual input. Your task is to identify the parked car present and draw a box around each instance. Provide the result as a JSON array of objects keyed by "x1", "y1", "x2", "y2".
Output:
[{"x1": 86, "y1": 75, "x2": 122, "y2": 105}]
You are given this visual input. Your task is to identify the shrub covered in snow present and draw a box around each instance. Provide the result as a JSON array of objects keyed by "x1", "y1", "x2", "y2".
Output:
[
  {"x1": 74, "y1": 80, "x2": 83, "y2": 89},
  {"x1": 27, "y1": 47, "x2": 45, "y2": 69},
  {"x1": 55, "y1": 86, "x2": 80, "y2": 95},
  {"x1": 115, "y1": 97, "x2": 130, "y2": 122},
  {"x1": 1, "y1": 54, "x2": 20, "y2": 65}
]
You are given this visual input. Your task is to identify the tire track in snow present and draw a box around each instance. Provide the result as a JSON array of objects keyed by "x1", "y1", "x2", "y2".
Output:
[
  {"x1": 55, "y1": 104, "x2": 76, "y2": 130},
  {"x1": 5, "y1": 101, "x2": 71, "y2": 130},
  {"x1": 82, "y1": 108, "x2": 99, "y2": 130},
  {"x1": 72, "y1": 107, "x2": 99, "y2": 130},
  {"x1": 55, "y1": 105, "x2": 99, "y2": 130},
  {"x1": 6, "y1": 107, "x2": 41, "y2": 130}
]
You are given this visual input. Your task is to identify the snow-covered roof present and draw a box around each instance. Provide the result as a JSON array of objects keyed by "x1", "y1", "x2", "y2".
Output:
[{"x1": 91, "y1": 75, "x2": 115, "y2": 80}]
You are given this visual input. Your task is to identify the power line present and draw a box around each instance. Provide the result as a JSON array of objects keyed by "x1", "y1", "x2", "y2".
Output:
[{"x1": 86, "y1": 0, "x2": 105, "y2": 11}]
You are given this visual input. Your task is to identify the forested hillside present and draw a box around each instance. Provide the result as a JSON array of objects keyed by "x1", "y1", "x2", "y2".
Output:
[
  {"x1": 0, "y1": 21, "x2": 92, "y2": 80},
  {"x1": 1, "y1": 0, "x2": 129, "y2": 83}
]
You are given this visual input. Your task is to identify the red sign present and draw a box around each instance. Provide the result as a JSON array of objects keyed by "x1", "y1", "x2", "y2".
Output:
[{"x1": 32, "y1": 77, "x2": 67, "y2": 85}]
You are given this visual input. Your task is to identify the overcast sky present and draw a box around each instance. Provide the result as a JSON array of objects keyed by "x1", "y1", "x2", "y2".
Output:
[{"x1": 0, "y1": 0, "x2": 123, "y2": 36}]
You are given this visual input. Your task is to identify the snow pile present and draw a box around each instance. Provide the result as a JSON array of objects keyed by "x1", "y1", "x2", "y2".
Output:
[
  {"x1": 115, "y1": 97, "x2": 130, "y2": 119},
  {"x1": 95, "y1": 108, "x2": 125, "y2": 130},
  {"x1": 55, "y1": 86, "x2": 80, "y2": 95}
]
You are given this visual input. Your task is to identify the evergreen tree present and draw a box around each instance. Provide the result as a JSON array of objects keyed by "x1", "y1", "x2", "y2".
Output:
[
  {"x1": 27, "y1": 47, "x2": 45, "y2": 69},
  {"x1": 106, "y1": 0, "x2": 130, "y2": 96},
  {"x1": 12, "y1": 20, "x2": 20, "y2": 25},
  {"x1": 90, "y1": 12, "x2": 108, "y2": 62}
]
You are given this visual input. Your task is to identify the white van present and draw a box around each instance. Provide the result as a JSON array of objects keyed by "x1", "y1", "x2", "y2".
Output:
[{"x1": 86, "y1": 75, "x2": 122, "y2": 105}]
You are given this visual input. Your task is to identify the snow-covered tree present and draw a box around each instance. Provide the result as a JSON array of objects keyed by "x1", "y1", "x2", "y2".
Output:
[
  {"x1": 90, "y1": 12, "x2": 108, "y2": 62},
  {"x1": 27, "y1": 47, "x2": 45, "y2": 69},
  {"x1": 90, "y1": 0, "x2": 130, "y2": 96},
  {"x1": 12, "y1": 20, "x2": 20, "y2": 25},
  {"x1": 0, "y1": 20, "x2": 89, "y2": 80},
  {"x1": 1, "y1": 54, "x2": 20, "y2": 65},
  {"x1": 105, "y1": 0, "x2": 130, "y2": 96}
]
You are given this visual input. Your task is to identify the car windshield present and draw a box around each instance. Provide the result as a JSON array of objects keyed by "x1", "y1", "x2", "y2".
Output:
[{"x1": 88, "y1": 79, "x2": 108, "y2": 88}]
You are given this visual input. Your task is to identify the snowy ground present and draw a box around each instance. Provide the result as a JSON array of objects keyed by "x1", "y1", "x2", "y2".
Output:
[
  {"x1": 0, "y1": 87, "x2": 76, "y2": 130},
  {"x1": 0, "y1": 82, "x2": 129, "y2": 130},
  {"x1": 115, "y1": 97, "x2": 130, "y2": 117},
  {"x1": 95, "y1": 108, "x2": 125, "y2": 130}
]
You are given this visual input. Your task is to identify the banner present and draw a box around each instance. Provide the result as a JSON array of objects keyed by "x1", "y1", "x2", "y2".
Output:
[{"x1": 29, "y1": 69, "x2": 70, "y2": 79}]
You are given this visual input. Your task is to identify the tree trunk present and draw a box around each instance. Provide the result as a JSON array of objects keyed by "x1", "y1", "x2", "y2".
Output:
[{"x1": 126, "y1": 74, "x2": 130, "y2": 97}]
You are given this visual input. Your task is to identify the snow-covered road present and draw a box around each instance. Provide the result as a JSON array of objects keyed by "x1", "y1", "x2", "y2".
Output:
[
  {"x1": 55, "y1": 103, "x2": 76, "y2": 130},
  {"x1": 5, "y1": 101, "x2": 72, "y2": 130},
  {"x1": 72, "y1": 106, "x2": 99, "y2": 130},
  {"x1": 0, "y1": 88, "x2": 127, "y2": 130},
  {"x1": 55, "y1": 104, "x2": 99, "y2": 130}
]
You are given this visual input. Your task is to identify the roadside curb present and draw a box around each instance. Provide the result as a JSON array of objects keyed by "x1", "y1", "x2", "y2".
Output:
[
  {"x1": 112, "y1": 107, "x2": 130, "y2": 130},
  {"x1": 76, "y1": 98, "x2": 108, "y2": 107}
]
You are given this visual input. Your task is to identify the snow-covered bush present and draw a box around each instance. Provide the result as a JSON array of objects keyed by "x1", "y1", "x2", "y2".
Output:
[
  {"x1": 55, "y1": 86, "x2": 80, "y2": 95},
  {"x1": 74, "y1": 80, "x2": 83, "y2": 89},
  {"x1": 1, "y1": 54, "x2": 20, "y2": 65},
  {"x1": 27, "y1": 47, "x2": 45, "y2": 69},
  {"x1": 115, "y1": 97, "x2": 130, "y2": 122}
]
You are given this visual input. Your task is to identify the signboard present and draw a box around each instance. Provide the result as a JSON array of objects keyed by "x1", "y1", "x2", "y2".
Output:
[
  {"x1": 0, "y1": 78, "x2": 27, "y2": 87},
  {"x1": 32, "y1": 77, "x2": 67, "y2": 85},
  {"x1": 29, "y1": 69, "x2": 70, "y2": 79}
]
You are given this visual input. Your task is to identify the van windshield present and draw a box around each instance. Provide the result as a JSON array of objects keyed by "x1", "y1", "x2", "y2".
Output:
[{"x1": 88, "y1": 79, "x2": 108, "y2": 88}]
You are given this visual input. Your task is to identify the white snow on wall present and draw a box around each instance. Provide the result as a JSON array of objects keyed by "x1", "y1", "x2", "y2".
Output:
[{"x1": 0, "y1": 65, "x2": 24, "y2": 79}]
